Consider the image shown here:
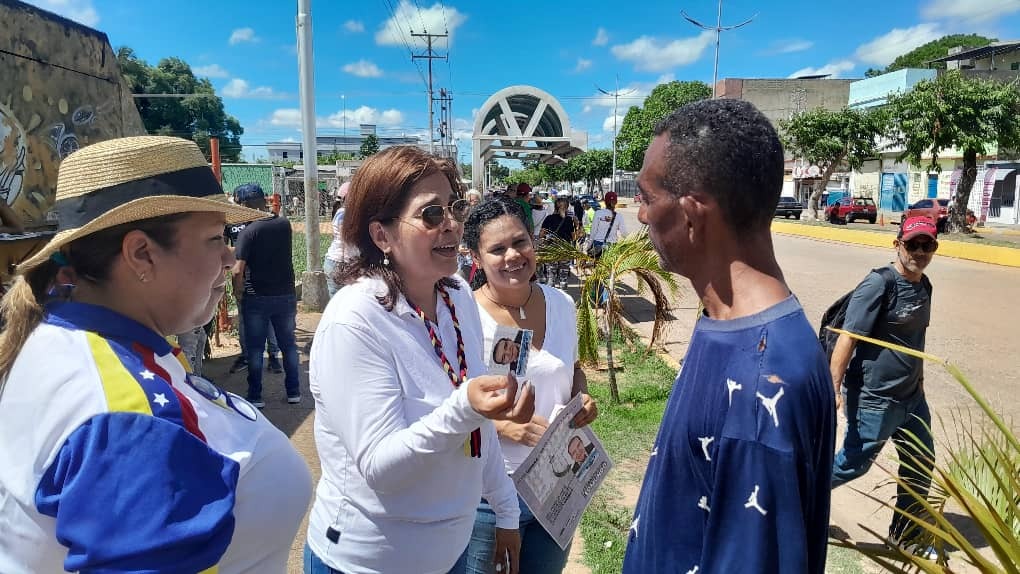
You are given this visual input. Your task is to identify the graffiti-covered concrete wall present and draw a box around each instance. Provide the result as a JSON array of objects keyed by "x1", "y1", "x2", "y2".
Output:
[{"x1": 0, "y1": 0, "x2": 145, "y2": 228}]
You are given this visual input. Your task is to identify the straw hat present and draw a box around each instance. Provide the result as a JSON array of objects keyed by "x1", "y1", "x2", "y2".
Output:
[{"x1": 20, "y1": 136, "x2": 267, "y2": 270}]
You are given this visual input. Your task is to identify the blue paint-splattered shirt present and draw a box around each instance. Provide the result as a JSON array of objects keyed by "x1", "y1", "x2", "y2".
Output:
[{"x1": 622, "y1": 296, "x2": 835, "y2": 574}]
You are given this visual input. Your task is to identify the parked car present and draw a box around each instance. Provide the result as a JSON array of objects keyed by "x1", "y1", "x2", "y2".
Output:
[
  {"x1": 825, "y1": 197, "x2": 878, "y2": 224},
  {"x1": 775, "y1": 196, "x2": 803, "y2": 219},
  {"x1": 903, "y1": 198, "x2": 950, "y2": 231}
]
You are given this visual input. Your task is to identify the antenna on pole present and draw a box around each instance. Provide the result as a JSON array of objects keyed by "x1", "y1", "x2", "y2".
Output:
[{"x1": 681, "y1": 0, "x2": 756, "y2": 97}]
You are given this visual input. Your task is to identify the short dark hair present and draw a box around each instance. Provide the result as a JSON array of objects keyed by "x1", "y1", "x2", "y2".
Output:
[{"x1": 653, "y1": 99, "x2": 784, "y2": 235}]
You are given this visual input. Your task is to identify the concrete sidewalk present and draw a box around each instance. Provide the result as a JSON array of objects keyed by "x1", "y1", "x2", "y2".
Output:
[{"x1": 772, "y1": 220, "x2": 1020, "y2": 267}]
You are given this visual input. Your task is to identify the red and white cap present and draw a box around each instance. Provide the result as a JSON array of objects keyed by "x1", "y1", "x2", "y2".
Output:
[{"x1": 899, "y1": 216, "x2": 938, "y2": 241}]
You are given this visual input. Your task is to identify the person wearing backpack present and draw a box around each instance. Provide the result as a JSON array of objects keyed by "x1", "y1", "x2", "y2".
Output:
[{"x1": 829, "y1": 215, "x2": 939, "y2": 558}]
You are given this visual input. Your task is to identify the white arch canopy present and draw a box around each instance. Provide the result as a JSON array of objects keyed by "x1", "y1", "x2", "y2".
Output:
[{"x1": 471, "y1": 85, "x2": 587, "y2": 191}]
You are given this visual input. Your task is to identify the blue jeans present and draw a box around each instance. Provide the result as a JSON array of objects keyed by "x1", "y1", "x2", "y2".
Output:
[
  {"x1": 237, "y1": 300, "x2": 279, "y2": 357},
  {"x1": 450, "y1": 496, "x2": 571, "y2": 574},
  {"x1": 304, "y1": 543, "x2": 344, "y2": 574},
  {"x1": 305, "y1": 542, "x2": 464, "y2": 574},
  {"x1": 324, "y1": 258, "x2": 341, "y2": 298},
  {"x1": 832, "y1": 390, "x2": 935, "y2": 538},
  {"x1": 242, "y1": 294, "x2": 300, "y2": 399}
]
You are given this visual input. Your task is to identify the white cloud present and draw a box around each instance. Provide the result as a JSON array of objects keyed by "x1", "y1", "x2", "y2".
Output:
[
  {"x1": 592, "y1": 27, "x2": 609, "y2": 46},
  {"x1": 574, "y1": 58, "x2": 593, "y2": 73},
  {"x1": 788, "y1": 60, "x2": 856, "y2": 79},
  {"x1": 193, "y1": 64, "x2": 230, "y2": 78},
  {"x1": 611, "y1": 31, "x2": 715, "y2": 72},
  {"x1": 922, "y1": 0, "x2": 1020, "y2": 22},
  {"x1": 602, "y1": 114, "x2": 625, "y2": 132},
  {"x1": 229, "y1": 27, "x2": 259, "y2": 45},
  {"x1": 376, "y1": 1, "x2": 467, "y2": 46},
  {"x1": 855, "y1": 23, "x2": 942, "y2": 66},
  {"x1": 344, "y1": 20, "x2": 365, "y2": 33},
  {"x1": 269, "y1": 109, "x2": 303, "y2": 127},
  {"x1": 30, "y1": 0, "x2": 99, "y2": 25},
  {"x1": 769, "y1": 39, "x2": 814, "y2": 54},
  {"x1": 280, "y1": 136, "x2": 298, "y2": 143},
  {"x1": 221, "y1": 78, "x2": 280, "y2": 99},
  {"x1": 343, "y1": 59, "x2": 384, "y2": 78},
  {"x1": 582, "y1": 105, "x2": 593, "y2": 113},
  {"x1": 656, "y1": 73, "x2": 676, "y2": 84},
  {"x1": 325, "y1": 106, "x2": 405, "y2": 128}
]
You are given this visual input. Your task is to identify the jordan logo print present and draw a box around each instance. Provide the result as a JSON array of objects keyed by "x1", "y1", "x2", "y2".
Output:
[
  {"x1": 726, "y1": 378, "x2": 742, "y2": 405},
  {"x1": 698, "y1": 436, "x2": 714, "y2": 461},
  {"x1": 744, "y1": 484, "x2": 768, "y2": 516},
  {"x1": 756, "y1": 387, "x2": 785, "y2": 427},
  {"x1": 697, "y1": 496, "x2": 711, "y2": 512}
]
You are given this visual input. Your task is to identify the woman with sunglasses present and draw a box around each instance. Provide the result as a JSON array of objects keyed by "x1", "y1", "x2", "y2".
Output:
[
  {"x1": 450, "y1": 197, "x2": 597, "y2": 574},
  {"x1": 307, "y1": 146, "x2": 536, "y2": 574}
]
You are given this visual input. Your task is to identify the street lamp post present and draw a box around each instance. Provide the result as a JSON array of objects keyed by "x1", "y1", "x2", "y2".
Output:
[
  {"x1": 682, "y1": 0, "x2": 756, "y2": 97},
  {"x1": 596, "y1": 77, "x2": 635, "y2": 198}
]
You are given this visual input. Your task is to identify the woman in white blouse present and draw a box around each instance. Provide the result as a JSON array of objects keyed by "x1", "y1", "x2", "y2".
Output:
[
  {"x1": 451, "y1": 196, "x2": 598, "y2": 574},
  {"x1": 307, "y1": 146, "x2": 535, "y2": 574}
]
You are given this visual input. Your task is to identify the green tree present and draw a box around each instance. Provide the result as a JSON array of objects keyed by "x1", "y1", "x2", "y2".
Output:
[
  {"x1": 888, "y1": 71, "x2": 1020, "y2": 231},
  {"x1": 569, "y1": 149, "x2": 613, "y2": 193},
  {"x1": 780, "y1": 107, "x2": 888, "y2": 219},
  {"x1": 883, "y1": 34, "x2": 995, "y2": 75},
  {"x1": 460, "y1": 162, "x2": 472, "y2": 180},
  {"x1": 116, "y1": 47, "x2": 244, "y2": 162},
  {"x1": 359, "y1": 134, "x2": 380, "y2": 157},
  {"x1": 616, "y1": 81, "x2": 712, "y2": 171}
]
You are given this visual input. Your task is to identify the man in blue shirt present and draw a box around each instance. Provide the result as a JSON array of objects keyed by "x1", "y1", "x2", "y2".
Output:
[{"x1": 623, "y1": 99, "x2": 835, "y2": 574}]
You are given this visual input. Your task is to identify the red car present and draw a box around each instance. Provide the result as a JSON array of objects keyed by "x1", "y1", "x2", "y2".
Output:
[
  {"x1": 825, "y1": 197, "x2": 878, "y2": 224},
  {"x1": 903, "y1": 198, "x2": 949, "y2": 232}
]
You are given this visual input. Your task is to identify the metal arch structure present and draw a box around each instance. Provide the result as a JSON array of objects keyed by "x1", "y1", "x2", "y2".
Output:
[{"x1": 471, "y1": 85, "x2": 587, "y2": 191}]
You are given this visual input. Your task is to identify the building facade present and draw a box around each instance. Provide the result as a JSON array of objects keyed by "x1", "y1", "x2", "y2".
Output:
[{"x1": 265, "y1": 124, "x2": 455, "y2": 162}]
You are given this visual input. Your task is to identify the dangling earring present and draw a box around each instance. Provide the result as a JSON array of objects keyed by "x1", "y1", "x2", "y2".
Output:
[
  {"x1": 138, "y1": 272, "x2": 148, "y2": 283},
  {"x1": 383, "y1": 252, "x2": 390, "y2": 267}
]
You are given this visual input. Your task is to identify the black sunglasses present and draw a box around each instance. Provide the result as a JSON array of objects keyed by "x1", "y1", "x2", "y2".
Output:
[
  {"x1": 412, "y1": 199, "x2": 470, "y2": 228},
  {"x1": 901, "y1": 238, "x2": 938, "y2": 253}
]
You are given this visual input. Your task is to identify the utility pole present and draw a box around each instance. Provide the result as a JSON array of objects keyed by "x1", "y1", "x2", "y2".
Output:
[
  {"x1": 682, "y1": 1, "x2": 756, "y2": 97},
  {"x1": 296, "y1": 0, "x2": 327, "y2": 311},
  {"x1": 596, "y1": 77, "x2": 635, "y2": 197},
  {"x1": 434, "y1": 88, "x2": 453, "y2": 157},
  {"x1": 411, "y1": 31, "x2": 448, "y2": 154}
]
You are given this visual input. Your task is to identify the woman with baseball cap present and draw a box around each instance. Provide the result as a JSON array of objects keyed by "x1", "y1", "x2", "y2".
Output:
[{"x1": 0, "y1": 136, "x2": 312, "y2": 573}]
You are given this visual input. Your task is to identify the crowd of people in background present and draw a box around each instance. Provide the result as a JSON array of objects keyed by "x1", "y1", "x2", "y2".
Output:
[{"x1": 0, "y1": 98, "x2": 948, "y2": 574}]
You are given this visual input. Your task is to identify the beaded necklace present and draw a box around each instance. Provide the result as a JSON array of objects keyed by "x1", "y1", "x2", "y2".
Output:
[{"x1": 408, "y1": 285, "x2": 482, "y2": 458}]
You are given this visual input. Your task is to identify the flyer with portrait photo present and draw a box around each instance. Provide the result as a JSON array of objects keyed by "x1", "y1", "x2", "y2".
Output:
[
  {"x1": 483, "y1": 324, "x2": 532, "y2": 377},
  {"x1": 511, "y1": 394, "x2": 613, "y2": 550}
]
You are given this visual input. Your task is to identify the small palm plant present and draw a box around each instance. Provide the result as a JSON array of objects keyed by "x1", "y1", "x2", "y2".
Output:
[
  {"x1": 828, "y1": 328, "x2": 1020, "y2": 573},
  {"x1": 537, "y1": 232, "x2": 679, "y2": 404}
]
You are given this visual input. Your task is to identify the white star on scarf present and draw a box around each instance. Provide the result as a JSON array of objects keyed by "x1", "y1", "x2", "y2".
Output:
[
  {"x1": 152, "y1": 393, "x2": 170, "y2": 408},
  {"x1": 140, "y1": 370, "x2": 156, "y2": 380}
]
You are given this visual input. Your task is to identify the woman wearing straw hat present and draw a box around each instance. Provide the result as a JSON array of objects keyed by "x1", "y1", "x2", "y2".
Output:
[
  {"x1": 0, "y1": 136, "x2": 312, "y2": 573},
  {"x1": 306, "y1": 146, "x2": 535, "y2": 574}
]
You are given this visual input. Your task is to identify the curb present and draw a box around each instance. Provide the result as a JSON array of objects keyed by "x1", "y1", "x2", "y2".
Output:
[{"x1": 772, "y1": 221, "x2": 1020, "y2": 268}]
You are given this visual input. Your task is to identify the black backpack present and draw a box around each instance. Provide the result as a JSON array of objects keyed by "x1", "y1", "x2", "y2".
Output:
[{"x1": 818, "y1": 266, "x2": 932, "y2": 360}]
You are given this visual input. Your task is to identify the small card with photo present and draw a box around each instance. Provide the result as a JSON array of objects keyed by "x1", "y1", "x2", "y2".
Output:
[{"x1": 484, "y1": 324, "x2": 533, "y2": 377}]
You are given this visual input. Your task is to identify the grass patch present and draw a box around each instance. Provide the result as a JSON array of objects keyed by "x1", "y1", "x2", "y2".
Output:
[
  {"x1": 292, "y1": 230, "x2": 334, "y2": 277},
  {"x1": 579, "y1": 333, "x2": 676, "y2": 572}
]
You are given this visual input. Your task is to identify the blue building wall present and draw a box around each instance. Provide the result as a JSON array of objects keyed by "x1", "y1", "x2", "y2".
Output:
[{"x1": 848, "y1": 69, "x2": 938, "y2": 109}]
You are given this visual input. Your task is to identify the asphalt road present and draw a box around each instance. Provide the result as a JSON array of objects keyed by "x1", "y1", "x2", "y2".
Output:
[{"x1": 615, "y1": 203, "x2": 1020, "y2": 422}]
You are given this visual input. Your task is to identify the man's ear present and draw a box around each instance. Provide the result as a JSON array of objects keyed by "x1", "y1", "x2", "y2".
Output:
[{"x1": 677, "y1": 194, "x2": 709, "y2": 243}]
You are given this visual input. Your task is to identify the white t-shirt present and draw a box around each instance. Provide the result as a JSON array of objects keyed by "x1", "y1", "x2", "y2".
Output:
[
  {"x1": 325, "y1": 207, "x2": 358, "y2": 263},
  {"x1": 308, "y1": 275, "x2": 519, "y2": 574},
  {"x1": 531, "y1": 206, "x2": 549, "y2": 237},
  {"x1": 589, "y1": 208, "x2": 626, "y2": 244},
  {"x1": 0, "y1": 302, "x2": 311, "y2": 574},
  {"x1": 478, "y1": 284, "x2": 578, "y2": 473}
]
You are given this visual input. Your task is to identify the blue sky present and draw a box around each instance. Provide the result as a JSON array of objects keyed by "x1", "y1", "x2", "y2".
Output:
[{"x1": 25, "y1": 0, "x2": 1020, "y2": 162}]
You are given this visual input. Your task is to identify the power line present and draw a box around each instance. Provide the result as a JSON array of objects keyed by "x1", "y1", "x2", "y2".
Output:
[
  {"x1": 411, "y1": 31, "x2": 448, "y2": 154},
  {"x1": 381, "y1": 0, "x2": 428, "y2": 89}
]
